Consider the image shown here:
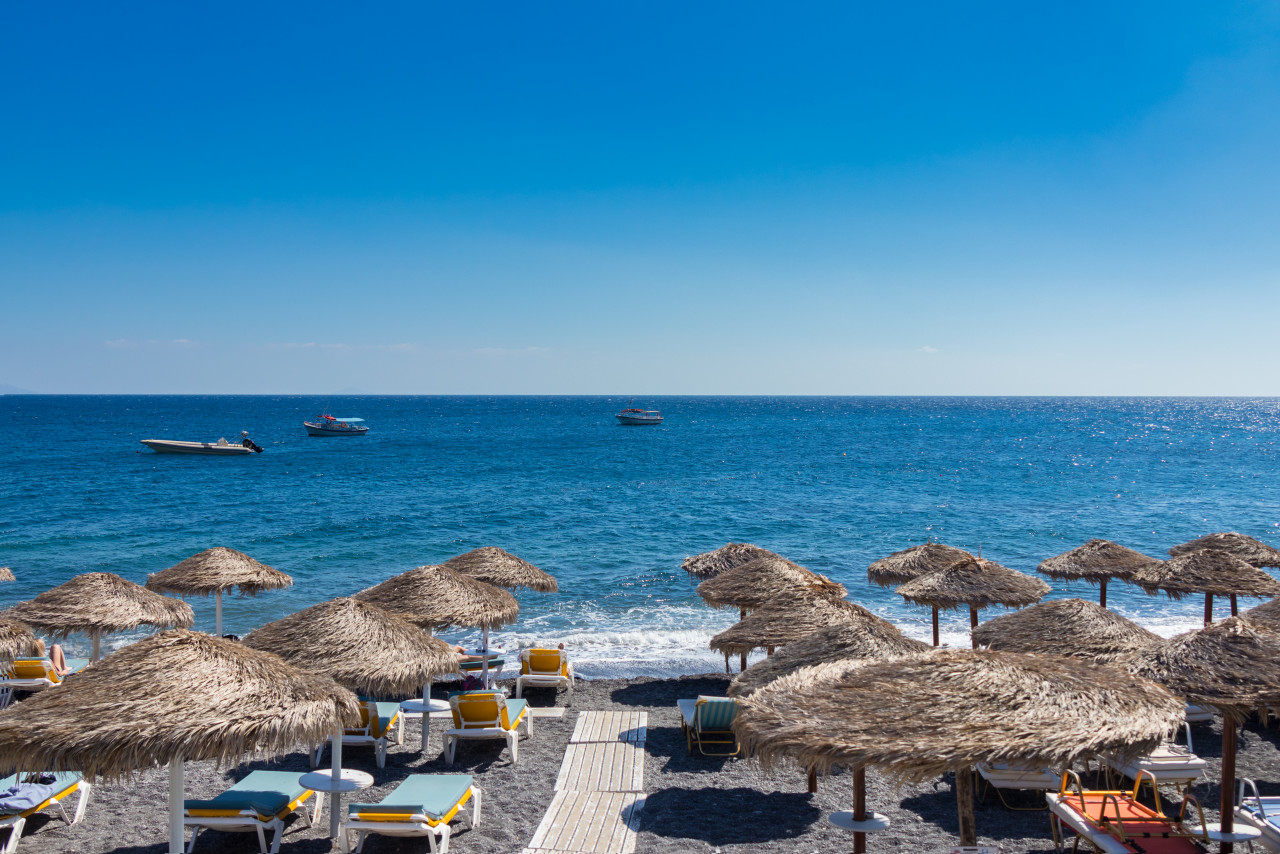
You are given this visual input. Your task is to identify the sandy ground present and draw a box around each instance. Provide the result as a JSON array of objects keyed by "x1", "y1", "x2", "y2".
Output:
[{"x1": 9, "y1": 674, "x2": 1280, "y2": 853}]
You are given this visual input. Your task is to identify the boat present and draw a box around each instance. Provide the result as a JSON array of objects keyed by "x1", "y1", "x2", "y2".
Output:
[
  {"x1": 616, "y1": 407, "x2": 663, "y2": 425},
  {"x1": 141, "y1": 438, "x2": 258, "y2": 455},
  {"x1": 304, "y1": 415, "x2": 369, "y2": 437}
]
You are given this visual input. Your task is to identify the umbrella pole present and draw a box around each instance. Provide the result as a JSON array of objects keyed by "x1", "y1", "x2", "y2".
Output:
[
  {"x1": 168, "y1": 756, "x2": 184, "y2": 854},
  {"x1": 969, "y1": 606, "x2": 979, "y2": 649},
  {"x1": 1099, "y1": 578, "x2": 1107, "y2": 609},
  {"x1": 1231, "y1": 593, "x2": 1238, "y2": 617},
  {"x1": 807, "y1": 767, "x2": 817, "y2": 793},
  {"x1": 422, "y1": 679, "x2": 432, "y2": 751},
  {"x1": 482, "y1": 626, "x2": 491, "y2": 688},
  {"x1": 740, "y1": 609, "x2": 748, "y2": 672},
  {"x1": 91, "y1": 630, "x2": 101, "y2": 662},
  {"x1": 1204, "y1": 594, "x2": 1214, "y2": 627},
  {"x1": 329, "y1": 725, "x2": 343, "y2": 839},
  {"x1": 1221, "y1": 717, "x2": 1238, "y2": 853},
  {"x1": 853, "y1": 765, "x2": 867, "y2": 854},
  {"x1": 955, "y1": 766, "x2": 977, "y2": 847},
  {"x1": 215, "y1": 590, "x2": 222, "y2": 637},
  {"x1": 932, "y1": 607, "x2": 939, "y2": 647}
]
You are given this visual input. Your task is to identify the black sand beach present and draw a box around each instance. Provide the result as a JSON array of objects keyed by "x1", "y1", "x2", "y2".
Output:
[{"x1": 10, "y1": 673, "x2": 1280, "y2": 853}]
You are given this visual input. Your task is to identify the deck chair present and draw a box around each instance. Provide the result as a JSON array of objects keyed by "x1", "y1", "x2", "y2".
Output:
[
  {"x1": 0, "y1": 658, "x2": 89, "y2": 693},
  {"x1": 0, "y1": 772, "x2": 90, "y2": 854},
  {"x1": 1047, "y1": 769, "x2": 1209, "y2": 854},
  {"x1": 443, "y1": 691, "x2": 530, "y2": 764},
  {"x1": 976, "y1": 762, "x2": 1060, "y2": 810},
  {"x1": 676, "y1": 696, "x2": 740, "y2": 756},
  {"x1": 1103, "y1": 723, "x2": 1208, "y2": 799},
  {"x1": 515, "y1": 648, "x2": 574, "y2": 700},
  {"x1": 342, "y1": 774, "x2": 480, "y2": 854},
  {"x1": 1234, "y1": 778, "x2": 1280, "y2": 852},
  {"x1": 315, "y1": 700, "x2": 403, "y2": 769},
  {"x1": 184, "y1": 770, "x2": 321, "y2": 854}
]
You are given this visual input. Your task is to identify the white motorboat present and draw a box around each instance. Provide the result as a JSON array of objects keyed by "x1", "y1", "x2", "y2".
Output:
[
  {"x1": 304, "y1": 415, "x2": 369, "y2": 436},
  {"x1": 141, "y1": 438, "x2": 257, "y2": 456},
  {"x1": 616, "y1": 408, "x2": 663, "y2": 425}
]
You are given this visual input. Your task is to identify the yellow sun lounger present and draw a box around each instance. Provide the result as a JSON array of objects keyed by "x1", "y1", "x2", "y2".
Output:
[
  {"x1": 443, "y1": 691, "x2": 530, "y2": 764},
  {"x1": 0, "y1": 658, "x2": 90, "y2": 695},
  {"x1": 342, "y1": 774, "x2": 480, "y2": 854},
  {"x1": 515, "y1": 648, "x2": 574, "y2": 700},
  {"x1": 0, "y1": 772, "x2": 90, "y2": 854},
  {"x1": 183, "y1": 770, "x2": 321, "y2": 854},
  {"x1": 314, "y1": 700, "x2": 404, "y2": 770}
]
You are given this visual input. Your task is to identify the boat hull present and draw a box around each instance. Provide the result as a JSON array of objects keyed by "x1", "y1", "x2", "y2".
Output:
[
  {"x1": 141, "y1": 439, "x2": 254, "y2": 456},
  {"x1": 304, "y1": 422, "x2": 369, "y2": 437},
  {"x1": 615, "y1": 415, "x2": 663, "y2": 425}
]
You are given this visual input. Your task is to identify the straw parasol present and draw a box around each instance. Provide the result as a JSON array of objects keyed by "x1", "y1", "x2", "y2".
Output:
[
  {"x1": 5, "y1": 572, "x2": 195, "y2": 660},
  {"x1": 681, "y1": 543, "x2": 784, "y2": 580},
  {"x1": 0, "y1": 568, "x2": 13, "y2": 583},
  {"x1": 0, "y1": 629, "x2": 359, "y2": 854},
  {"x1": 444, "y1": 546, "x2": 557, "y2": 592},
  {"x1": 1122, "y1": 617, "x2": 1280, "y2": 851},
  {"x1": 868, "y1": 543, "x2": 974, "y2": 645},
  {"x1": 1036, "y1": 539, "x2": 1161, "y2": 608},
  {"x1": 0, "y1": 617, "x2": 45, "y2": 664},
  {"x1": 1132, "y1": 549, "x2": 1280, "y2": 625},
  {"x1": 1170, "y1": 532, "x2": 1280, "y2": 567},
  {"x1": 894, "y1": 557, "x2": 1049, "y2": 648},
  {"x1": 146, "y1": 547, "x2": 293, "y2": 638},
  {"x1": 244, "y1": 598, "x2": 460, "y2": 838},
  {"x1": 710, "y1": 598, "x2": 881, "y2": 661},
  {"x1": 1242, "y1": 596, "x2": 1280, "y2": 631},
  {"x1": 735, "y1": 649, "x2": 1182, "y2": 850},
  {"x1": 970, "y1": 598, "x2": 1163, "y2": 663}
]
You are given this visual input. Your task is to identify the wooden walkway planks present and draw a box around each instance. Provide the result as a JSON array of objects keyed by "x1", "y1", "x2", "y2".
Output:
[
  {"x1": 556, "y1": 742, "x2": 645, "y2": 792},
  {"x1": 526, "y1": 790, "x2": 646, "y2": 854},
  {"x1": 570, "y1": 710, "x2": 648, "y2": 744}
]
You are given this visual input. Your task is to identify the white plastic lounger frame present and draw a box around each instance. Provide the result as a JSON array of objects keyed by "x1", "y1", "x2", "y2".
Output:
[
  {"x1": 1045, "y1": 792, "x2": 1133, "y2": 854},
  {"x1": 514, "y1": 648, "x2": 575, "y2": 700},
  {"x1": 314, "y1": 702, "x2": 403, "y2": 770},
  {"x1": 0, "y1": 778, "x2": 91, "y2": 854},
  {"x1": 976, "y1": 762, "x2": 1060, "y2": 810},
  {"x1": 0, "y1": 661, "x2": 62, "y2": 693},
  {"x1": 341, "y1": 785, "x2": 481, "y2": 854},
  {"x1": 184, "y1": 794, "x2": 321, "y2": 854},
  {"x1": 1235, "y1": 778, "x2": 1280, "y2": 852},
  {"x1": 443, "y1": 694, "x2": 531, "y2": 765}
]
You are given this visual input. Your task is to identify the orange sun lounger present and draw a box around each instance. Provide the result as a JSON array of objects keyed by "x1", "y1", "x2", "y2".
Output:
[{"x1": 1046, "y1": 770, "x2": 1209, "y2": 854}]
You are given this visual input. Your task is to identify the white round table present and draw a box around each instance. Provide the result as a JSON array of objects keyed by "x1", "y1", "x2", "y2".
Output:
[
  {"x1": 1201, "y1": 822, "x2": 1262, "y2": 845},
  {"x1": 828, "y1": 810, "x2": 891, "y2": 832},
  {"x1": 400, "y1": 698, "x2": 451, "y2": 716},
  {"x1": 300, "y1": 769, "x2": 375, "y2": 839}
]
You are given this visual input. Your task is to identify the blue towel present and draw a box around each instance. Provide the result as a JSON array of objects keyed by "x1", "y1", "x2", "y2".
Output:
[{"x1": 0, "y1": 783, "x2": 57, "y2": 813}]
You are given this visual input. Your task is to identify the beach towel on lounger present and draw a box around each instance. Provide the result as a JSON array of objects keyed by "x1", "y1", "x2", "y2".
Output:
[{"x1": 0, "y1": 784, "x2": 57, "y2": 813}]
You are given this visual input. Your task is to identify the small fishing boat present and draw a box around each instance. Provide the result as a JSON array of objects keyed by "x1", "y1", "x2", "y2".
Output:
[
  {"x1": 141, "y1": 437, "x2": 258, "y2": 455},
  {"x1": 616, "y1": 408, "x2": 663, "y2": 425},
  {"x1": 304, "y1": 415, "x2": 369, "y2": 437}
]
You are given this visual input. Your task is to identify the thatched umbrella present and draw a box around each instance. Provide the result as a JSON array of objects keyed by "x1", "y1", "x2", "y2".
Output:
[
  {"x1": 681, "y1": 543, "x2": 784, "y2": 580},
  {"x1": 736, "y1": 649, "x2": 1182, "y2": 851},
  {"x1": 970, "y1": 598, "x2": 1163, "y2": 663},
  {"x1": 1170, "y1": 533, "x2": 1280, "y2": 616},
  {"x1": 146, "y1": 547, "x2": 293, "y2": 638},
  {"x1": 1122, "y1": 618, "x2": 1280, "y2": 852},
  {"x1": 355, "y1": 564, "x2": 519, "y2": 709},
  {"x1": 0, "y1": 617, "x2": 45, "y2": 664},
  {"x1": 244, "y1": 598, "x2": 460, "y2": 837},
  {"x1": 1036, "y1": 539, "x2": 1161, "y2": 608},
  {"x1": 894, "y1": 557, "x2": 1049, "y2": 649},
  {"x1": 868, "y1": 543, "x2": 974, "y2": 645},
  {"x1": 1133, "y1": 549, "x2": 1280, "y2": 625},
  {"x1": 0, "y1": 629, "x2": 359, "y2": 854},
  {"x1": 444, "y1": 546, "x2": 558, "y2": 593},
  {"x1": 710, "y1": 598, "x2": 885, "y2": 662},
  {"x1": 5, "y1": 572, "x2": 195, "y2": 660},
  {"x1": 1242, "y1": 596, "x2": 1280, "y2": 631},
  {"x1": 0, "y1": 568, "x2": 13, "y2": 583}
]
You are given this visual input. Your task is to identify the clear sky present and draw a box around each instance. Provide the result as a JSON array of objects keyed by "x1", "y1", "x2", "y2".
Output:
[{"x1": 2, "y1": 2, "x2": 1278, "y2": 394}]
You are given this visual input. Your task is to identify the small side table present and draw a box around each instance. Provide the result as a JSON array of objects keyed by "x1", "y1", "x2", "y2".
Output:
[
  {"x1": 828, "y1": 811, "x2": 891, "y2": 832},
  {"x1": 1202, "y1": 822, "x2": 1261, "y2": 849},
  {"x1": 400, "y1": 698, "x2": 451, "y2": 716},
  {"x1": 300, "y1": 768, "x2": 375, "y2": 840}
]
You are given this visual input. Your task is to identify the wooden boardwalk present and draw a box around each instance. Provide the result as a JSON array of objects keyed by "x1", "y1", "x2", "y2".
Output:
[{"x1": 526, "y1": 710, "x2": 649, "y2": 853}]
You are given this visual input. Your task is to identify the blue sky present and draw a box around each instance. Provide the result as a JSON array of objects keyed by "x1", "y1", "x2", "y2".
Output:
[{"x1": 2, "y1": 2, "x2": 1278, "y2": 394}]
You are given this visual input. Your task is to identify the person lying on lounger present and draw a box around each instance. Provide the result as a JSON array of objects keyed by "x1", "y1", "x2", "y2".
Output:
[{"x1": 49, "y1": 644, "x2": 70, "y2": 677}]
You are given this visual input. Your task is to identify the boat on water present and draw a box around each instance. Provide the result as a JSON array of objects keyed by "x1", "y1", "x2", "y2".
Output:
[
  {"x1": 141, "y1": 436, "x2": 261, "y2": 455},
  {"x1": 304, "y1": 415, "x2": 369, "y2": 437},
  {"x1": 616, "y1": 408, "x2": 663, "y2": 426}
]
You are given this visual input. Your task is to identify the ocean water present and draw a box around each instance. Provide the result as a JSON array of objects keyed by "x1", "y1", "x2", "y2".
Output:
[{"x1": 1, "y1": 395, "x2": 1278, "y2": 678}]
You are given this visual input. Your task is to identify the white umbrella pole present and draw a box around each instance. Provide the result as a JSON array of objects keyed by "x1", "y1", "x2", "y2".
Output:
[
  {"x1": 215, "y1": 591, "x2": 222, "y2": 637},
  {"x1": 422, "y1": 679, "x2": 432, "y2": 749},
  {"x1": 481, "y1": 626, "x2": 491, "y2": 688},
  {"x1": 329, "y1": 726, "x2": 343, "y2": 839},
  {"x1": 91, "y1": 631, "x2": 101, "y2": 662},
  {"x1": 168, "y1": 756, "x2": 184, "y2": 854}
]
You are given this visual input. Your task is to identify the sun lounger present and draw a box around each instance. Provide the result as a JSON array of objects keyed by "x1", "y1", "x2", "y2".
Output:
[
  {"x1": 315, "y1": 700, "x2": 403, "y2": 770},
  {"x1": 341, "y1": 774, "x2": 480, "y2": 854},
  {"x1": 1234, "y1": 778, "x2": 1280, "y2": 852},
  {"x1": 183, "y1": 769, "x2": 321, "y2": 854},
  {"x1": 976, "y1": 762, "x2": 1060, "y2": 810},
  {"x1": 676, "y1": 696, "x2": 740, "y2": 756},
  {"x1": 0, "y1": 658, "x2": 90, "y2": 693},
  {"x1": 1103, "y1": 724, "x2": 1207, "y2": 800},
  {"x1": 0, "y1": 772, "x2": 90, "y2": 854},
  {"x1": 443, "y1": 691, "x2": 530, "y2": 764},
  {"x1": 1047, "y1": 770, "x2": 1208, "y2": 854},
  {"x1": 514, "y1": 648, "x2": 574, "y2": 700}
]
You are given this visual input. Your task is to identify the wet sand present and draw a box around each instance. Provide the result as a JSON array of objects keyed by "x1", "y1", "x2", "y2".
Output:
[{"x1": 11, "y1": 673, "x2": 1280, "y2": 853}]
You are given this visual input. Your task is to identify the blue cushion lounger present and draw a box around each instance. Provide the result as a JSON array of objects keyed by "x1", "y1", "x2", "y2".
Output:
[
  {"x1": 1234, "y1": 779, "x2": 1280, "y2": 851},
  {"x1": 0, "y1": 772, "x2": 90, "y2": 854},
  {"x1": 183, "y1": 770, "x2": 321, "y2": 854},
  {"x1": 341, "y1": 774, "x2": 480, "y2": 854},
  {"x1": 676, "y1": 696, "x2": 741, "y2": 756}
]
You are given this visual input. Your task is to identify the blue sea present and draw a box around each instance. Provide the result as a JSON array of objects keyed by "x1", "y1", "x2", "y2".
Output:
[{"x1": 1, "y1": 395, "x2": 1278, "y2": 677}]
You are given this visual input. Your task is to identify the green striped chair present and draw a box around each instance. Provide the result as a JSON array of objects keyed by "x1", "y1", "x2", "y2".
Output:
[{"x1": 676, "y1": 696, "x2": 741, "y2": 756}]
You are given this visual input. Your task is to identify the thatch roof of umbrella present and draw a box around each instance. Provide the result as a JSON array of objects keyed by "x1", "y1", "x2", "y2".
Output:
[
  {"x1": 1121, "y1": 616, "x2": 1280, "y2": 717},
  {"x1": 243, "y1": 598, "x2": 461, "y2": 697},
  {"x1": 1170, "y1": 532, "x2": 1280, "y2": 568},
  {"x1": 1038, "y1": 539, "x2": 1160, "y2": 584},
  {"x1": 0, "y1": 568, "x2": 13, "y2": 583},
  {"x1": 354, "y1": 564, "x2": 519, "y2": 630},
  {"x1": 729, "y1": 618, "x2": 930, "y2": 698},
  {"x1": 970, "y1": 598, "x2": 1163, "y2": 663},
  {"x1": 867, "y1": 543, "x2": 973, "y2": 588},
  {"x1": 0, "y1": 617, "x2": 45, "y2": 663},
  {"x1": 145, "y1": 547, "x2": 293, "y2": 597},
  {"x1": 4, "y1": 572, "x2": 195, "y2": 637},
  {"x1": 894, "y1": 557, "x2": 1049, "y2": 611},
  {"x1": 734, "y1": 648, "x2": 1183, "y2": 781},
  {"x1": 696, "y1": 557, "x2": 846, "y2": 610},
  {"x1": 682, "y1": 543, "x2": 785, "y2": 580},
  {"x1": 710, "y1": 598, "x2": 884, "y2": 657},
  {"x1": 1131, "y1": 550, "x2": 1280, "y2": 600},
  {"x1": 1242, "y1": 597, "x2": 1280, "y2": 631},
  {"x1": 0, "y1": 629, "x2": 360, "y2": 779},
  {"x1": 443, "y1": 546, "x2": 557, "y2": 593}
]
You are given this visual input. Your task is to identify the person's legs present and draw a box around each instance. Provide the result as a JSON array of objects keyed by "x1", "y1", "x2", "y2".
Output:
[{"x1": 49, "y1": 643, "x2": 70, "y2": 676}]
